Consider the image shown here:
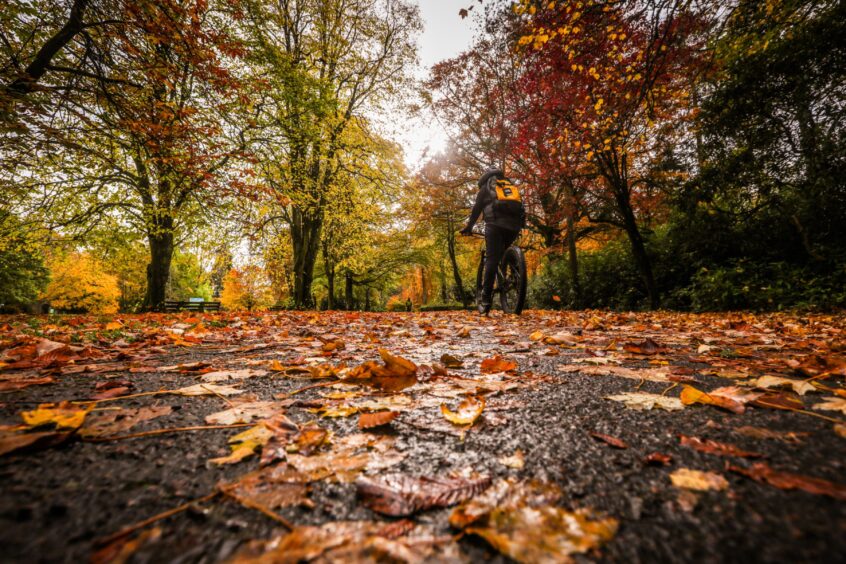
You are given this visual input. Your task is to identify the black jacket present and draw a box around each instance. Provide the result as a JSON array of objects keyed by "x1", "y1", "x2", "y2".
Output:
[{"x1": 466, "y1": 170, "x2": 524, "y2": 233}]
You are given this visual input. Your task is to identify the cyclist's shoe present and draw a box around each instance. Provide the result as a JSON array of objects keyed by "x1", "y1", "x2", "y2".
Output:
[{"x1": 478, "y1": 298, "x2": 492, "y2": 315}]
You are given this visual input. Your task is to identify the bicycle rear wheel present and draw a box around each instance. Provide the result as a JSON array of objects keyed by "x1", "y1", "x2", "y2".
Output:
[{"x1": 498, "y1": 246, "x2": 527, "y2": 314}]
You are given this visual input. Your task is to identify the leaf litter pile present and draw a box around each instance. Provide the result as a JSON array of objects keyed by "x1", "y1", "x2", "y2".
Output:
[{"x1": 1, "y1": 310, "x2": 845, "y2": 562}]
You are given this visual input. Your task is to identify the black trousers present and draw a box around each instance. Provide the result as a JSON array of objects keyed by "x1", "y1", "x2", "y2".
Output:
[{"x1": 482, "y1": 224, "x2": 520, "y2": 302}]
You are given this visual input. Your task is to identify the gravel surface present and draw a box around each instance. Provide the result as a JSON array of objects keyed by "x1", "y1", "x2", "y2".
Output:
[{"x1": 1, "y1": 310, "x2": 844, "y2": 563}]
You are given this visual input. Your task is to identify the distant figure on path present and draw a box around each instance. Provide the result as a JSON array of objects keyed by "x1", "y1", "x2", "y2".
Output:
[{"x1": 460, "y1": 168, "x2": 526, "y2": 314}]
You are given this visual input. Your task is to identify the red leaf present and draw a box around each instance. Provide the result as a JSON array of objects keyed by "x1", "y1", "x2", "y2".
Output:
[
  {"x1": 678, "y1": 435, "x2": 762, "y2": 458},
  {"x1": 729, "y1": 462, "x2": 846, "y2": 501},
  {"x1": 358, "y1": 411, "x2": 399, "y2": 429},
  {"x1": 590, "y1": 432, "x2": 628, "y2": 449}
]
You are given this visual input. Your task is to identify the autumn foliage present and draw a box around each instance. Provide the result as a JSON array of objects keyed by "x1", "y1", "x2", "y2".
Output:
[
  {"x1": 220, "y1": 266, "x2": 273, "y2": 311},
  {"x1": 41, "y1": 252, "x2": 120, "y2": 313}
]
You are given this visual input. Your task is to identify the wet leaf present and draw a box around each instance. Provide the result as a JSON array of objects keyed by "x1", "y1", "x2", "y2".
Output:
[
  {"x1": 753, "y1": 375, "x2": 815, "y2": 396},
  {"x1": 813, "y1": 397, "x2": 846, "y2": 415},
  {"x1": 209, "y1": 423, "x2": 275, "y2": 465},
  {"x1": 91, "y1": 526, "x2": 162, "y2": 564},
  {"x1": 441, "y1": 395, "x2": 485, "y2": 426},
  {"x1": 498, "y1": 449, "x2": 525, "y2": 469},
  {"x1": 82, "y1": 406, "x2": 173, "y2": 437},
  {"x1": 439, "y1": 353, "x2": 463, "y2": 368},
  {"x1": 173, "y1": 383, "x2": 243, "y2": 396},
  {"x1": 201, "y1": 369, "x2": 268, "y2": 382},
  {"x1": 359, "y1": 411, "x2": 399, "y2": 429},
  {"x1": 734, "y1": 426, "x2": 808, "y2": 443},
  {"x1": 205, "y1": 402, "x2": 282, "y2": 425},
  {"x1": 680, "y1": 385, "x2": 744, "y2": 414},
  {"x1": 21, "y1": 401, "x2": 90, "y2": 430},
  {"x1": 356, "y1": 473, "x2": 492, "y2": 516},
  {"x1": 605, "y1": 392, "x2": 684, "y2": 411},
  {"x1": 679, "y1": 435, "x2": 762, "y2": 458},
  {"x1": 644, "y1": 452, "x2": 673, "y2": 466},
  {"x1": 590, "y1": 432, "x2": 628, "y2": 449},
  {"x1": 669, "y1": 468, "x2": 729, "y2": 491},
  {"x1": 0, "y1": 427, "x2": 71, "y2": 457},
  {"x1": 729, "y1": 462, "x2": 846, "y2": 500},
  {"x1": 480, "y1": 355, "x2": 517, "y2": 374},
  {"x1": 0, "y1": 375, "x2": 54, "y2": 392}
]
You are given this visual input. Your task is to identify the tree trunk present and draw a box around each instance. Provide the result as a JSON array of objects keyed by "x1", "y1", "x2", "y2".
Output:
[
  {"x1": 446, "y1": 232, "x2": 467, "y2": 306},
  {"x1": 344, "y1": 271, "x2": 354, "y2": 310},
  {"x1": 564, "y1": 182, "x2": 581, "y2": 308},
  {"x1": 439, "y1": 261, "x2": 448, "y2": 302},
  {"x1": 323, "y1": 243, "x2": 335, "y2": 309},
  {"x1": 144, "y1": 230, "x2": 175, "y2": 311},
  {"x1": 365, "y1": 287, "x2": 371, "y2": 311},
  {"x1": 291, "y1": 207, "x2": 322, "y2": 309},
  {"x1": 615, "y1": 187, "x2": 659, "y2": 309}
]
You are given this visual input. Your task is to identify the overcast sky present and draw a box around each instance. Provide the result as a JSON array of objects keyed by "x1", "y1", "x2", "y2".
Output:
[{"x1": 393, "y1": 1, "x2": 477, "y2": 171}]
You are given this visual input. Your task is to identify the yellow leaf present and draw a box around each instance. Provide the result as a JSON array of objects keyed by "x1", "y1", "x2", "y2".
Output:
[
  {"x1": 441, "y1": 396, "x2": 485, "y2": 426},
  {"x1": 22, "y1": 402, "x2": 90, "y2": 430},
  {"x1": 670, "y1": 468, "x2": 728, "y2": 491},
  {"x1": 209, "y1": 424, "x2": 274, "y2": 465}
]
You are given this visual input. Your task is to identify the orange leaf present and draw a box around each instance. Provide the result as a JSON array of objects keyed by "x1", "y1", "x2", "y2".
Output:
[
  {"x1": 480, "y1": 356, "x2": 517, "y2": 374},
  {"x1": 441, "y1": 396, "x2": 485, "y2": 426},
  {"x1": 359, "y1": 411, "x2": 400, "y2": 429},
  {"x1": 680, "y1": 385, "x2": 744, "y2": 414}
]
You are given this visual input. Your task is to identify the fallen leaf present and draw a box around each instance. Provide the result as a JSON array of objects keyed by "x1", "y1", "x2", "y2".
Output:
[
  {"x1": 81, "y1": 406, "x2": 172, "y2": 437},
  {"x1": 669, "y1": 468, "x2": 729, "y2": 491},
  {"x1": 678, "y1": 435, "x2": 762, "y2": 458},
  {"x1": 359, "y1": 411, "x2": 399, "y2": 429},
  {"x1": 498, "y1": 449, "x2": 525, "y2": 469},
  {"x1": 441, "y1": 395, "x2": 485, "y2": 426},
  {"x1": 559, "y1": 365, "x2": 671, "y2": 382},
  {"x1": 0, "y1": 375, "x2": 54, "y2": 391},
  {"x1": 753, "y1": 375, "x2": 816, "y2": 396},
  {"x1": 480, "y1": 355, "x2": 517, "y2": 374},
  {"x1": 21, "y1": 401, "x2": 90, "y2": 430},
  {"x1": 729, "y1": 462, "x2": 846, "y2": 500},
  {"x1": 834, "y1": 424, "x2": 846, "y2": 438},
  {"x1": 623, "y1": 337, "x2": 664, "y2": 355},
  {"x1": 750, "y1": 392, "x2": 804, "y2": 411},
  {"x1": 173, "y1": 383, "x2": 243, "y2": 396},
  {"x1": 91, "y1": 526, "x2": 161, "y2": 564},
  {"x1": 644, "y1": 452, "x2": 673, "y2": 466},
  {"x1": 201, "y1": 369, "x2": 268, "y2": 382},
  {"x1": 605, "y1": 392, "x2": 684, "y2": 411},
  {"x1": 813, "y1": 397, "x2": 846, "y2": 415},
  {"x1": 680, "y1": 385, "x2": 744, "y2": 414},
  {"x1": 210, "y1": 423, "x2": 275, "y2": 465},
  {"x1": 205, "y1": 402, "x2": 282, "y2": 425},
  {"x1": 734, "y1": 426, "x2": 808, "y2": 443},
  {"x1": 590, "y1": 432, "x2": 628, "y2": 449},
  {"x1": 356, "y1": 472, "x2": 492, "y2": 516},
  {"x1": 440, "y1": 353, "x2": 463, "y2": 368},
  {"x1": 0, "y1": 427, "x2": 71, "y2": 457}
]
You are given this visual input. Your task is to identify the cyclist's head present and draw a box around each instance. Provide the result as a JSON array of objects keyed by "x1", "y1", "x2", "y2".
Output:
[{"x1": 478, "y1": 167, "x2": 504, "y2": 188}]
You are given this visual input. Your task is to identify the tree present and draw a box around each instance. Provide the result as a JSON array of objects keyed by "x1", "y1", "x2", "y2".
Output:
[
  {"x1": 240, "y1": 0, "x2": 421, "y2": 307},
  {"x1": 1, "y1": 0, "x2": 250, "y2": 310},
  {"x1": 220, "y1": 266, "x2": 273, "y2": 311},
  {"x1": 516, "y1": 0, "x2": 711, "y2": 308},
  {"x1": 42, "y1": 251, "x2": 120, "y2": 313},
  {"x1": 0, "y1": 212, "x2": 48, "y2": 311}
]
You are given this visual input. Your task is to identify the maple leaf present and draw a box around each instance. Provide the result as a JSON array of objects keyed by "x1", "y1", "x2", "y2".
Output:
[{"x1": 480, "y1": 355, "x2": 517, "y2": 374}]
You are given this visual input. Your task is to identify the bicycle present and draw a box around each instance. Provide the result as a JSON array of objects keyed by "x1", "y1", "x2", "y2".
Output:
[{"x1": 470, "y1": 223, "x2": 528, "y2": 314}]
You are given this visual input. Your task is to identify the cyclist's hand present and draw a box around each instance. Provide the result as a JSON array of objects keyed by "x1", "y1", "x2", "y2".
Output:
[{"x1": 459, "y1": 226, "x2": 473, "y2": 236}]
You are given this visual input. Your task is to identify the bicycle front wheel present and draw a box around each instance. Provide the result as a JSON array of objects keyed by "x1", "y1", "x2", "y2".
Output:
[{"x1": 499, "y1": 246, "x2": 527, "y2": 314}]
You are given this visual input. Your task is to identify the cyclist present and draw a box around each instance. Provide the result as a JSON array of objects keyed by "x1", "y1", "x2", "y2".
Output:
[{"x1": 460, "y1": 167, "x2": 525, "y2": 314}]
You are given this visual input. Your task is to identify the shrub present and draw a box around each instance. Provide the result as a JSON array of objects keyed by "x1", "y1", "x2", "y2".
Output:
[{"x1": 42, "y1": 252, "x2": 120, "y2": 313}]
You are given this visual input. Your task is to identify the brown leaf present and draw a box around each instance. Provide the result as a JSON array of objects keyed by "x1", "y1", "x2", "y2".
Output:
[
  {"x1": 590, "y1": 432, "x2": 628, "y2": 449},
  {"x1": 679, "y1": 435, "x2": 762, "y2": 458},
  {"x1": 623, "y1": 337, "x2": 664, "y2": 355},
  {"x1": 81, "y1": 406, "x2": 173, "y2": 437},
  {"x1": 0, "y1": 375, "x2": 54, "y2": 391},
  {"x1": 644, "y1": 452, "x2": 673, "y2": 466},
  {"x1": 359, "y1": 411, "x2": 399, "y2": 429},
  {"x1": 440, "y1": 353, "x2": 463, "y2": 368},
  {"x1": 356, "y1": 473, "x2": 492, "y2": 516},
  {"x1": 729, "y1": 462, "x2": 846, "y2": 500},
  {"x1": 0, "y1": 427, "x2": 71, "y2": 457},
  {"x1": 750, "y1": 392, "x2": 804, "y2": 411},
  {"x1": 734, "y1": 426, "x2": 808, "y2": 443}
]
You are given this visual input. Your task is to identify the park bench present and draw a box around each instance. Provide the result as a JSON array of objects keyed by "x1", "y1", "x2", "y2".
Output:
[{"x1": 163, "y1": 300, "x2": 221, "y2": 312}]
